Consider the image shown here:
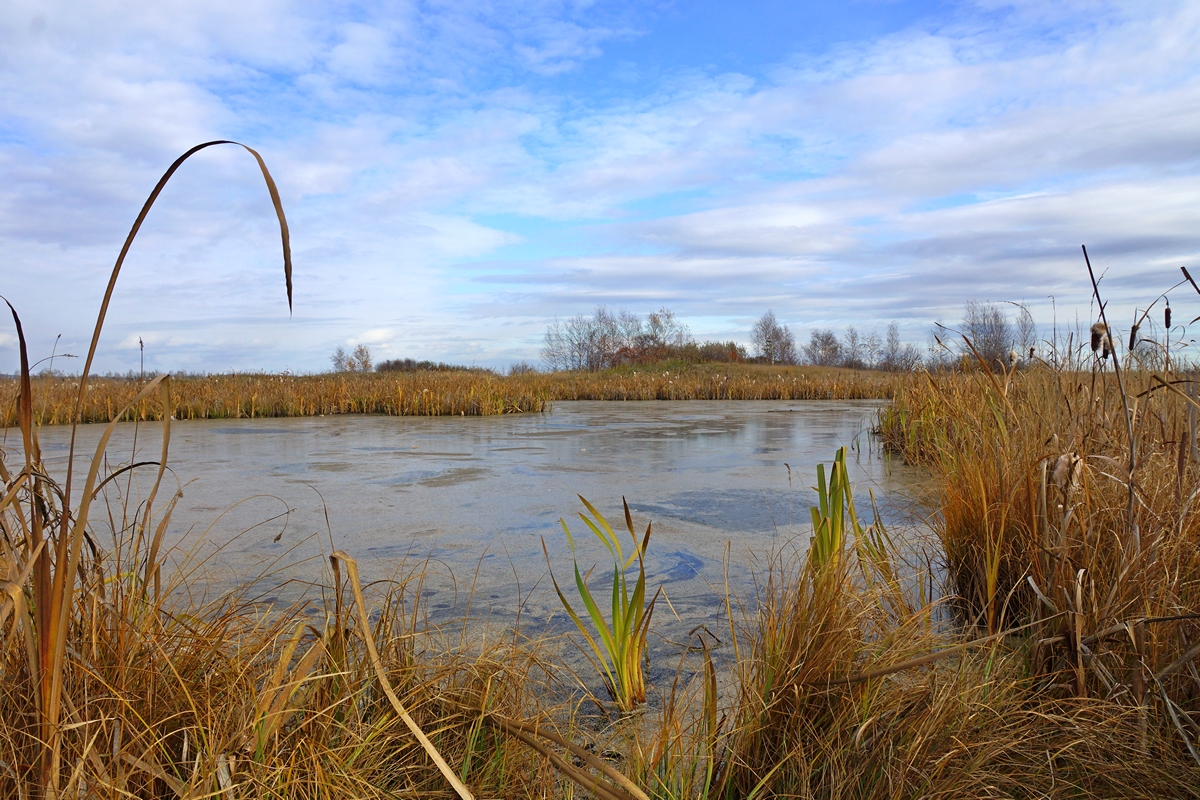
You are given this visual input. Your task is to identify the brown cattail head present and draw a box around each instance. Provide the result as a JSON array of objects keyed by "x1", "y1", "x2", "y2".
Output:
[
  {"x1": 1166, "y1": 302, "x2": 1172, "y2": 330},
  {"x1": 1090, "y1": 322, "x2": 1107, "y2": 354},
  {"x1": 1028, "y1": 345, "x2": 1035, "y2": 359},
  {"x1": 1129, "y1": 323, "x2": 1139, "y2": 351},
  {"x1": 1052, "y1": 453, "x2": 1083, "y2": 498}
]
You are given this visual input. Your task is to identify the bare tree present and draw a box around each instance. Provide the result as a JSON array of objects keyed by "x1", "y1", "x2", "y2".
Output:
[
  {"x1": 564, "y1": 314, "x2": 594, "y2": 370},
  {"x1": 961, "y1": 301, "x2": 1013, "y2": 368},
  {"x1": 777, "y1": 330, "x2": 797, "y2": 365},
  {"x1": 751, "y1": 311, "x2": 796, "y2": 364},
  {"x1": 589, "y1": 308, "x2": 611, "y2": 367},
  {"x1": 618, "y1": 309, "x2": 643, "y2": 352},
  {"x1": 350, "y1": 344, "x2": 372, "y2": 372},
  {"x1": 331, "y1": 344, "x2": 373, "y2": 372},
  {"x1": 880, "y1": 321, "x2": 922, "y2": 371},
  {"x1": 543, "y1": 306, "x2": 695, "y2": 370},
  {"x1": 641, "y1": 307, "x2": 691, "y2": 352},
  {"x1": 803, "y1": 329, "x2": 841, "y2": 366},
  {"x1": 841, "y1": 327, "x2": 865, "y2": 368},
  {"x1": 331, "y1": 346, "x2": 349, "y2": 372},
  {"x1": 863, "y1": 330, "x2": 882, "y2": 369},
  {"x1": 541, "y1": 319, "x2": 567, "y2": 371}
]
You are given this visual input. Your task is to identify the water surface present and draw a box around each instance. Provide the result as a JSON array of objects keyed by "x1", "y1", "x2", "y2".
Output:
[{"x1": 10, "y1": 400, "x2": 923, "y2": 647}]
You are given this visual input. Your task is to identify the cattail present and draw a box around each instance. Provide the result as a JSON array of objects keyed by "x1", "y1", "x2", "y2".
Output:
[
  {"x1": 1009, "y1": 349, "x2": 1020, "y2": 367},
  {"x1": 1166, "y1": 301, "x2": 1172, "y2": 330},
  {"x1": 1090, "y1": 322, "x2": 1110, "y2": 359},
  {"x1": 1028, "y1": 346, "x2": 1035, "y2": 359},
  {"x1": 1129, "y1": 323, "x2": 1139, "y2": 351},
  {"x1": 1051, "y1": 453, "x2": 1082, "y2": 498}
]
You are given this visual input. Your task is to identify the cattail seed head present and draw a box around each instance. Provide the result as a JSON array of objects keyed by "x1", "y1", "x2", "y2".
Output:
[
  {"x1": 1129, "y1": 323, "x2": 1139, "y2": 351},
  {"x1": 1052, "y1": 453, "x2": 1082, "y2": 498},
  {"x1": 1090, "y1": 322, "x2": 1106, "y2": 354},
  {"x1": 1166, "y1": 303, "x2": 1172, "y2": 329}
]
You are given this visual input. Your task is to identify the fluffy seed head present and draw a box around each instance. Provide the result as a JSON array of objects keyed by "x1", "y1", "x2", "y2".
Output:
[{"x1": 1052, "y1": 453, "x2": 1082, "y2": 497}]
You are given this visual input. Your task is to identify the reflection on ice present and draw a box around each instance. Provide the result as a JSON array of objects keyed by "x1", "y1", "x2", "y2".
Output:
[{"x1": 15, "y1": 400, "x2": 925, "y2": 644}]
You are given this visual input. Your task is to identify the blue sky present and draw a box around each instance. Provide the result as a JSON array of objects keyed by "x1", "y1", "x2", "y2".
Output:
[{"x1": 2, "y1": 0, "x2": 1199, "y2": 372}]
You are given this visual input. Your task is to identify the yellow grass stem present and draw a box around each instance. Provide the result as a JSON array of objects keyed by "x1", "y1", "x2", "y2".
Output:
[{"x1": 331, "y1": 551, "x2": 475, "y2": 800}]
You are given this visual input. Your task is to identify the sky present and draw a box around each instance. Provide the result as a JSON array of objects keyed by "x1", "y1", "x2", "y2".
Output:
[{"x1": 2, "y1": 0, "x2": 1200, "y2": 373}]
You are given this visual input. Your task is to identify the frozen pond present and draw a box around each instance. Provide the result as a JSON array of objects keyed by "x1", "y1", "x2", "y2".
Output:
[{"x1": 8, "y1": 400, "x2": 924, "y2": 647}]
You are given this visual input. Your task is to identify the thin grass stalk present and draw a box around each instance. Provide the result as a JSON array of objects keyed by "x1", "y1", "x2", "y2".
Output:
[{"x1": 1083, "y1": 244, "x2": 1138, "y2": 554}]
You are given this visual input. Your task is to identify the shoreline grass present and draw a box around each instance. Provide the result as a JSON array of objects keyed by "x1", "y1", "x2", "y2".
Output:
[
  {"x1": 6, "y1": 142, "x2": 1200, "y2": 797},
  {"x1": 6, "y1": 418, "x2": 1199, "y2": 797},
  {"x1": 0, "y1": 363, "x2": 900, "y2": 426},
  {"x1": 7, "y1": 360, "x2": 1200, "y2": 797}
]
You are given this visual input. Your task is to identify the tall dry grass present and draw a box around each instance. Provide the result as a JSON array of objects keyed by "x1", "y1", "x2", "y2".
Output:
[
  {"x1": 5, "y1": 140, "x2": 1200, "y2": 797},
  {"x1": 0, "y1": 364, "x2": 898, "y2": 426},
  {"x1": 0, "y1": 141, "x2": 652, "y2": 800},
  {"x1": 879, "y1": 340, "x2": 1200, "y2": 782}
]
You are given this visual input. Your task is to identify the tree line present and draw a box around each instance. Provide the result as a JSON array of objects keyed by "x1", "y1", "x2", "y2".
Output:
[
  {"x1": 326, "y1": 301, "x2": 1050, "y2": 374},
  {"x1": 539, "y1": 306, "x2": 929, "y2": 372}
]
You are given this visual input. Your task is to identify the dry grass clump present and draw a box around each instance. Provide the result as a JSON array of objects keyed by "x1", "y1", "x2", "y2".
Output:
[
  {"x1": 716, "y1": 553, "x2": 1197, "y2": 799},
  {"x1": 0, "y1": 364, "x2": 898, "y2": 426},
  {"x1": 880, "y1": 343, "x2": 1200, "y2": 776},
  {"x1": 1, "y1": 371, "x2": 549, "y2": 425},
  {"x1": 7, "y1": 142, "x2": 1199, "y2": 796},
  {"x1": 533, "y1": 363, "x2": 900, "y2": 403},
  {"x1": 0, "y1": 436, "x2": 585, "y2": 797}
]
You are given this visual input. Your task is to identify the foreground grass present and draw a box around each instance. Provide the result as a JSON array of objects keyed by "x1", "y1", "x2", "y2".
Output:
[
  {"x1": 5, "y1": 142, "x2": 1198, "y2": 796},
  {"x1": 0, "y1": 363, "x2": 899, "y2": 425},
  {"x1": 5, "y1": 361, "x2": 1200, "y2": 797}
]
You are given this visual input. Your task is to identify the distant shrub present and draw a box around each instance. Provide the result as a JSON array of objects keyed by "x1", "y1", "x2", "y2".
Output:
[
  {"x1": 376, "y1": 358, "x2": 492, "y2": 374},
  {"x1": 332, "y1": 344, "x2": 372, "y2": 372}
]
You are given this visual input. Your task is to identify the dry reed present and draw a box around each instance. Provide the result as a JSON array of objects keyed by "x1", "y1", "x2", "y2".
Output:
[
  {"x1": 0, "y1": 364, "x2": 897, "y2": 426},
  {"x1": 5, "y1": 141, "x2": 1200, "y2": 797}
]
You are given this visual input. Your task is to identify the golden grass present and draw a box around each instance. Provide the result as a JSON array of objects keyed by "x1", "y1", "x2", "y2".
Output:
[
  {"x1": 0, "y1": 364, "x2": 898, "y2": 426},
  {"x1": 4, "y1": 142, "x2": 1199, "y2": 797},
  {"x1": 879, "y1": 358, "x2": 1200, "y2": 778},
  {"x1": 6, "y1": 371, "x2": 1200, "y2": 797}
]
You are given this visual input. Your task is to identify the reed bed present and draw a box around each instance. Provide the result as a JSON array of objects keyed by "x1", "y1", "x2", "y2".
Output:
[
  {"x1": 0, "y1": 371, "x2": 548, "y2": 425},
  {"x1": 7, "y1": 416, "x2": 1197, "y2": 799},
  {"x1": 5, "y1": 143, "x2": 1199, "y2": 796},
  {"x1": 533, "y1": 364, "x2": 899, "y2": 403},
  {"x1": 7, "y1": 366, "x2": 1200, "y2": 797},
  {"x1": 0, "y1": 364, "x2": 897, "y2": 426},
  {"x1": 879, "y1": 354, "x2": 1200, "y2": 785}
]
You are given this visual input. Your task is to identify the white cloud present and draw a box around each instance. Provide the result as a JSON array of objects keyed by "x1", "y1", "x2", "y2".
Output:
[
  {"x1": 2, "y1": 1, "x2": 1200, "y2": 371},
  {"x1": 350, "y1": 327, "x2": 395, "y2": 346}
]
